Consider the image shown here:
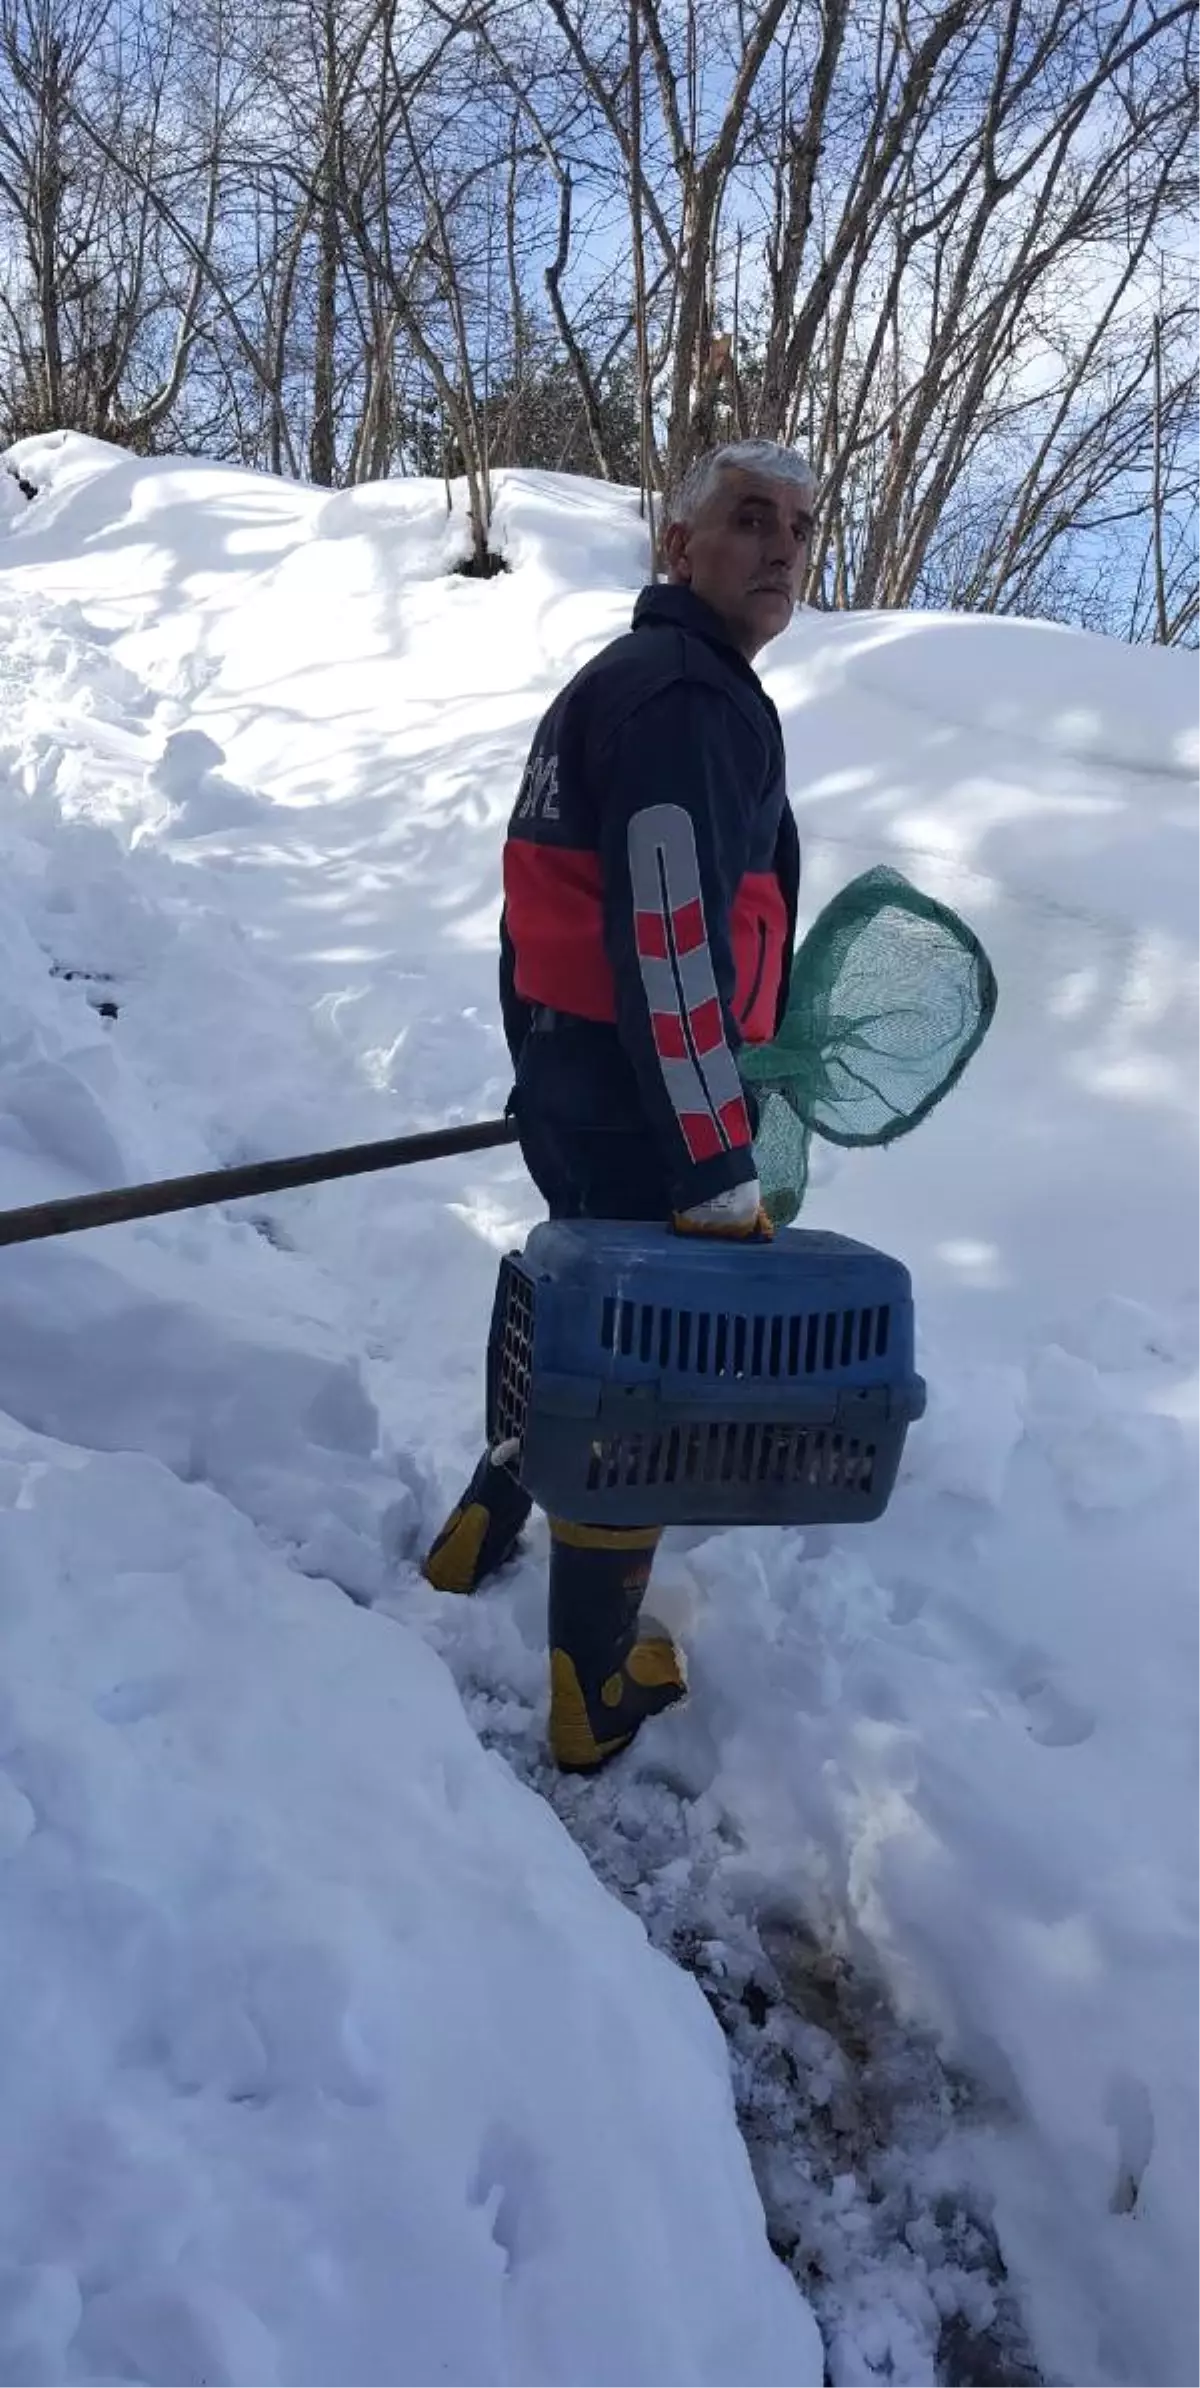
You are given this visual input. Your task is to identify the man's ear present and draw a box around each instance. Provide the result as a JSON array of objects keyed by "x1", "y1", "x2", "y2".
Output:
[{"x1": 662, "y1": 520, "x2": 691, "y2": 580}]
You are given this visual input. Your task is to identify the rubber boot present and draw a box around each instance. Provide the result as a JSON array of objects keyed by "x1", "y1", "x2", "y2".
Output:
[
  {"x1": 547, "y1": 1521, "x2": 686, "y2": 1773},
  {"x1": 422, "y1": 1448, "x2": 533, "y2": 1594}
]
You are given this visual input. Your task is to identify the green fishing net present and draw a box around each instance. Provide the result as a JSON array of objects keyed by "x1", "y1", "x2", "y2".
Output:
[{"x1": 742, "y1": 866, "x2": 999, "y2": 1227}]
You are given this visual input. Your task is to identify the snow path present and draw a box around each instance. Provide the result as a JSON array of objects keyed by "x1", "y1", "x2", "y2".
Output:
[
  {"x1": 399, "y1": 1551, "x2": 1046, "y2": 2388},
  {"x1": 1, "y1": 436, "x2": 1196, "y2": 2387}
]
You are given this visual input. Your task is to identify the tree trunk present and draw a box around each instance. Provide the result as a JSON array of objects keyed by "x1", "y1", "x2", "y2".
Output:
[
  {"x1": 629, "y1": 0, "x2": 656, "y2": 562},
  {"x1": 308, "y1": 0, "x2": 339, "y2": 486},
  {"x1": 1151, "y1": 312, "x2": 1169, "y2": 644},
  {"x1": 34, "y1": 34, "x2": 65, "y2": 422}
]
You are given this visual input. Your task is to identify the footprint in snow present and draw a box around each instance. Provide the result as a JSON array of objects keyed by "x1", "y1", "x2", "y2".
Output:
[
  {"x1": 978, "y1": 1645, "x2": 1097, "y2": 1750},
  {"x1": 469, "y1": 2121, "x2": 548, "y2": 2273},
  {"x1": 93, "y1": 1673, "x2": 182, "y2": 1726},
  {"x1": 1012, "y1": 1675, "x2": 1096, "y2": 1749}
]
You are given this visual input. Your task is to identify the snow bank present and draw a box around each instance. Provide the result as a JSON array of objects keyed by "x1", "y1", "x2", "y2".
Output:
[
  {"x1": 0, "y1": 1409, "x2": 816, "y2": 2388},
  {"x1": 777, "y1": 604, "x2": 1198, "y2": 782},
  {"x1": 2, "y1": 429, "x2": 1196, "y2": 2387},
  {"x1": 1, "y1": 440, "x2": 821, "y2": 2388},
  {"x1": 0, "y1": 463, "x2": 31, "y2": 529}
]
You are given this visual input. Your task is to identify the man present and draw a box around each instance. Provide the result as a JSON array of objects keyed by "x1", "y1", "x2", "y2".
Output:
[{"x1": 424, "y1": 438, "x2": 814, "y2": 1771}]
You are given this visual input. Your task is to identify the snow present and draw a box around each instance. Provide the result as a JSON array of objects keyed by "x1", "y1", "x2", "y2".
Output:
[
  {"x1": 1, "y1": 1412, "x2": 821, "y2": 2388},
  {"x1": 0, "y1": 452, "x2": 825, "y2": 2388},
  {"x1": 0, "y1": 463, "x2": 29, "y2": 531},
  {"x1": 1, "y1": 427, "x2": 1196, "y2": 2388}
]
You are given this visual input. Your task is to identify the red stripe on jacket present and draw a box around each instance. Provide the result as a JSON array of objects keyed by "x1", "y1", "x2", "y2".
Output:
[{"x1": 503, "y1": 843, "x2": 787, "y2": 1043}]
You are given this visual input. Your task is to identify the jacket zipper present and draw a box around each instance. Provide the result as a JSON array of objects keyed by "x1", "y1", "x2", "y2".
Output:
[{"x1": 740, "y1": 919, "x2": 768, "y2": 1027}]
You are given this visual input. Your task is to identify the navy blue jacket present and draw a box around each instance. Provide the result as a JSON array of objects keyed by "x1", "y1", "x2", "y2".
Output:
[{"x1": 501, "y1": 584, "x2": 799, "y2": 1212}]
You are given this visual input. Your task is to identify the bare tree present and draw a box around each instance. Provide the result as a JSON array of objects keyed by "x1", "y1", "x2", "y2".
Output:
[
  {"x1": 1, "y1": 0, "x2": 1193, "y2": 638},
  {"x1": 0, "y1": 0, "x2": 220, "y2": 440}
]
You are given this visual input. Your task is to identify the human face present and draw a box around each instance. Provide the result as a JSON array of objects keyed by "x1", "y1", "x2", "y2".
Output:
[{"x1": 663, "y1": 467, "x2": 813, "y2": 659}]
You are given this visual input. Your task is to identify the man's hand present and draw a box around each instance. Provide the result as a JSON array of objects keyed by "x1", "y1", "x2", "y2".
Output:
[{"x1": 672, "y1": 1180, "x2": 774, "y2": 1241}]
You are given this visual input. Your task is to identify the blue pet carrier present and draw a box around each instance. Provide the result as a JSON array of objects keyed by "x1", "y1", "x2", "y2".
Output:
[{"x1": 486, "y1": 1221, "x2": 926, "y2": 1529}]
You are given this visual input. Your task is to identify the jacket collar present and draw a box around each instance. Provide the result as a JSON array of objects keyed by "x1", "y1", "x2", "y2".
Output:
[{"x1": 631, "y1": 581, "x2": 777, "y2": 712}]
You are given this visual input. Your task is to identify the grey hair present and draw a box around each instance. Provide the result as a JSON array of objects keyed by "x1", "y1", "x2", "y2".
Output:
[{"x1": 665, "y1": 439, "x2": 816, "y2": 529}]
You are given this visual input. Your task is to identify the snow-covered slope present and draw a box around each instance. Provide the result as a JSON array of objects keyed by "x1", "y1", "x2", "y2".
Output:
[
  {"x1": 1, "y1": 429, "x2": 1195, "y2": 2388},
  {"x1": 0, "y1": 442, "x2": 827, "y2": 2388}
]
